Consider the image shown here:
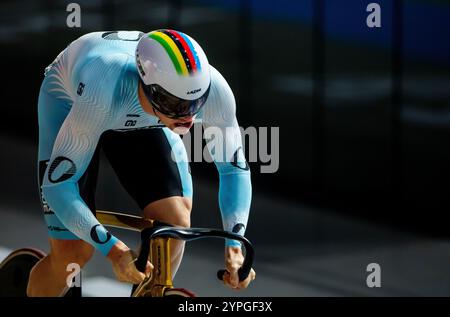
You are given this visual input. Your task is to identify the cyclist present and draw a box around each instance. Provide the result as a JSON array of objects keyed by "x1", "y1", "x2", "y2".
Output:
[{"x1": 28, "y1": 30, "x2": 255, "y2": 296}]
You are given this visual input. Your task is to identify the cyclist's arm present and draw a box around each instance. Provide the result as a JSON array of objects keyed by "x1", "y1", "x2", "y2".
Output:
[
  {"x1": 200, "y1": 66, "x2": 252, "y2": 247},
  {"x1": 42, "y1": 56, "x2": 125, "y2": 256}
]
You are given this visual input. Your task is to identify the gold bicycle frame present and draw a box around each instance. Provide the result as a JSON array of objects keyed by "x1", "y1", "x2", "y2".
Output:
[{"x1": 96, "y1": 210, "x2": 173, "y2": 297}]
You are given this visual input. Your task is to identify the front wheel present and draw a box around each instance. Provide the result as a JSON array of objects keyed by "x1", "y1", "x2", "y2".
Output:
[
  {"x1": 164, "y1": 288, "x2": 196, "y2": 297},
  {"x1": 0, "y1": 248, "x2": 46, "y2": 297}
]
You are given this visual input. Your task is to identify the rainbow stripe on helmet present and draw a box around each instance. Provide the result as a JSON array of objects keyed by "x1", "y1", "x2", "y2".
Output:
[{"x1": 148, "y1": 29, "x2": 202, "y2": 76}]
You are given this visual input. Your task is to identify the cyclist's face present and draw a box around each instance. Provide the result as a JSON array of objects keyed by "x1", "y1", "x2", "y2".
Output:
[{"x1": 138, "y1": 82, "x2": 195, "y2": 135}]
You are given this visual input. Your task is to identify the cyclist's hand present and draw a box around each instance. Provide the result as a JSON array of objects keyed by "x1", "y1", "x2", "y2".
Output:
[
  {"x1": 107, "y1": 240, "x2": 153, "y2": 284},
  {"x1": 223, "y1": 246, "x2": 256, "y2": 290}
]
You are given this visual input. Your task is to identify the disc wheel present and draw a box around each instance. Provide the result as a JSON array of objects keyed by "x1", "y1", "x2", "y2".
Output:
[
  {"x1": 0, "y1": 248, "x2": 46, "y2": 297},
  {"x1": 163, "y1": 287, "x2": 196, "y2": 297}
]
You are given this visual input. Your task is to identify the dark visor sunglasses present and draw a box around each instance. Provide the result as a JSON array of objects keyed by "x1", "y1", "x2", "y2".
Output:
[{"x1": 140, "y1": 79, "x2": 210, "y2": 119}]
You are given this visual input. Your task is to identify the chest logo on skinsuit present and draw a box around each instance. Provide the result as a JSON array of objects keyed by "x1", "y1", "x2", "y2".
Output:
[
  {"x1": 48, "y1": 156, "x2": 77, "y2": 183},
  {"x1": 77, "y1": 82, "x2": 85, "y2": 96},
  {"x1": 125, "y1": 120, "x2": 137, "y2": 127}
]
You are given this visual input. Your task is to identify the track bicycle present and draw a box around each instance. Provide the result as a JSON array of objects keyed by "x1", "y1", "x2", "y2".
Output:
[{"x1": 0, "y1": 210, "x2": 254, "y2": 297}]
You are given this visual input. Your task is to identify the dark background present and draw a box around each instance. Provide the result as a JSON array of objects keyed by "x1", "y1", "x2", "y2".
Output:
[{"x1": 1, "y1": 0, "x2": 450, "y2": 296}]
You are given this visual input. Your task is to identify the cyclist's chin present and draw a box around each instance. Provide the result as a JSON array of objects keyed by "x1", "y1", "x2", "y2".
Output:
[{"x1": 172, "y1": 126, "x2": 191, "y2": 135}]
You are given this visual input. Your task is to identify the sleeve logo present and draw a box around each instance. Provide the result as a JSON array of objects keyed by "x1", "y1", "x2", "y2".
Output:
[
  {"x1": 90, "y1": 224, "x2": 112, "y2": 244},
  {"x1": 232, "y1": 223, "x2": 246, "y2": 234},
  {"x1": 48, "y1": 156, "x2": 77, "y2": 183}
]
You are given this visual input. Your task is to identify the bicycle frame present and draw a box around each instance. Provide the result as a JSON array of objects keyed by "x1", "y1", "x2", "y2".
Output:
[
  {"x1": 95, "y1": 210, "x2": 171, "y2": 296},
  {"x1": 96, "y1": 210, "x2": 254, "y2": 297}
]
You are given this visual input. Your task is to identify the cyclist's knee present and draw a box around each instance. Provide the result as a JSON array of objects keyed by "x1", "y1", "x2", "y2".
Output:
[
  {"x1": 174, "y1": 197, "x2": 191, "y2": 228},
  {"x1": 143, "y1": 196, "x2": 192, "y2": 228},
  {"x1": 173, "y1": 208, "x2": 191, "y2": 228},
  {"x1": 49, "y1": 239, "x2": 94, "y2": 268}
]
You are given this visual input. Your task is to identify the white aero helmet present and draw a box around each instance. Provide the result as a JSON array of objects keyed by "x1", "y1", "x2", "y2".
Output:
[{"x1": 136, "y1": 29, "x2": 211, "y2": 118}]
